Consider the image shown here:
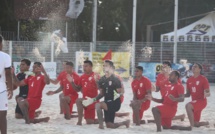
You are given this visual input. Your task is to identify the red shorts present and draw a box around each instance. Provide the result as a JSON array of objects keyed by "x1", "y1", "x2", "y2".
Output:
[
  {"x1": 133, "y1": 101, "x2": 150, "y2": 119},
  {"x1": 84, "y1": 101, "x2": 97, "y2": 119},
  {"x1": 157, "y1": 104, "x2": 177, "y2": 128},
  {"x1": 190, "y1": 99, "x2": 207, "y2": 122},
  {"x1": 27, "y1": 98, "x2": 41, "y2": 119}
]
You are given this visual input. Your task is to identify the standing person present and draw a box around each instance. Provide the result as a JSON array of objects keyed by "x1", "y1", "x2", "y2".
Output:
[
  {"x1": 183, "y1": 63, "x2": 210, "y2": 130},
  {"x1": 46, "y1": 61, "x2": 80, "y2": 120},
  {"x1": 0, "y1": 35, "x2": 13, "y2": 134},
  {"x1": 155, "y1": 61, "x2": 185, "y2": 121},
  {"x1": 13, "y1": 59, "x2": 41, "y2": 119},
  {"x1": 150, "y1": 71, "x2": 185, "y2": 132},
  {"x1": 82, "y1": 60, "x2": 130, "y2": 129},
  {"x1": 13, "y1": 62, "x2": 50, "y2": 124},
  {"x1": 72, "y1": 60, "x2": 100, "y2": 125},
  {"x1": 130, "y1": 66, "x2": 152, "y2": 126},
  {"x1": 50, "y1": 61, "x2": 68, "y2": 114}
]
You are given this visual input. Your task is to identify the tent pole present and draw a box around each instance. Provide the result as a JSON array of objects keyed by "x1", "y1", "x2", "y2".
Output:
[
  {"x1": 173, "y1": 0, "x2": 178, "y2": 63},
  {"x1": 132, "y1": 0, "x2": 137, "y2": 76},
  {"x1": 92, "y1": 0, "x2": 97, "y2": 52}
]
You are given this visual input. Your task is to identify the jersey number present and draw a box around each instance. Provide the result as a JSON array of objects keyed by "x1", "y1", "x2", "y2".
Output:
[
  {"x1": 67, "y1": 84, "x2": 69, "y2": 89},
  {"x1": 192, "y1": 87, "x2": 196, "y2": 93},
  {"x1": 31, "y1": 82, "x2": 34, "y2": 87}
]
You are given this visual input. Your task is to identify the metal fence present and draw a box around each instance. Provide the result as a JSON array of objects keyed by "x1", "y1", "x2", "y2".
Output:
[{"x1": 2, "y1": 41, "x2": 215, "y2": 82}]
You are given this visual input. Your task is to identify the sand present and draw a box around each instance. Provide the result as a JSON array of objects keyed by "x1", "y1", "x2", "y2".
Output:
[{"x1": 7, "y1": 82, "x2": 215, "y2": 134}]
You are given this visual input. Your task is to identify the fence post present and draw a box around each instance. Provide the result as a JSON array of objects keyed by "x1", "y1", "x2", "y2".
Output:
[
  {"x1": 160, "y1": 42, "x2": 163, "y2": 63},
  {"x1": 9, "y1": 41, "x2": 12, "y2": 58},
  {"x1": 51, "y1": 42, "x2": 54, "y2": 62}
]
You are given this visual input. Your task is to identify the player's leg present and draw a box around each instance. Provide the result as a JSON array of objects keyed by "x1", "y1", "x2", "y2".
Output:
[
  {"x1": 34, "y1": 111, "x2": 42, "y2": 117},
  {"x1": 194, "y1": 110, "x2": 209, "y2": 127},
  {"x1": 95, "y1": 102, "x2": 108, "y2": 129},
  {"x1": 186, "y1": 102, "x2": 195, "y2": 127},
  {"x1": 152, "y1": 107, "x2": 162, "y2": 132},
  {"x1": 15, "y1": 104, "x2": 23, "y2": 119},
  {"x1": 59, "y1": 93, "x2": 64, "y2": 114},
  {"x1": 115, "y1": 112, "x2": 130, "y2": 117},
  {"x1": 106, "y1": 119, "x2": 130, "y2": 128},
  {"x1": 31, "y1": 117, "x2": 50, "y2": 124},
  {"x1": 17, "y1": 97, "x2": 30, "y2": 124},
  {"x1": 76, "y1": 98, "x2": 84, "y2": 125},
  {"x1": 0, "y1": 111, "x2": 7, "y2": 134},
  {"x1": 172, "y1": 114, "x2": 186, "y2": 121},
  {"x1": 84, "y1": 102, "x2": 98, "y2": 124},
  {"x1": 62, "y1": 96, "x2": 71, "y2": 120},
  {"x1": 130, "y1": 100, "x2": 141, "y2": 125},
  {"x1": 0, "y1": 92, "x2": 7, "y2": 134}
]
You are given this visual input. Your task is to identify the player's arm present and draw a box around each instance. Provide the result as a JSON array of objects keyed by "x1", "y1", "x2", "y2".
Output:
[
  {"x1": 204, "y1": 89, "x2": 210, "y2": 97},
  {"x1": 140, "y1": 89, "x2": 152, "y2": 103},
  {"x1": 40, "y1": 65, "x2": 50, "y2": 84},
  {"x1": 46, "y1": 86, "x2": 63, "y2": 95},
  {"x1": 12, "y1": 71, "x2": 26, "y2": 87},
  {"x1": 184, "y1": 89, "x2": 191, "y2": 97},
  {"x1": 50, "y1": 79, "x2": 59, "y2": 85},
  {"x1": 155, "y1": 86, "x2": 160, "y2": 92},
  {"x1": 95, "y1": 88, "x2": 105, "y2": 101},
  {"x1": 6, "y1": 67, "x2": 13, "y2": 99},
  {"x1": 70, "y1": 81, "x2": 81, "y2": 92},
  {"x1": 169, "y1": 94, "x2": 184, "y2": 102},
  {"x1": 66, "y1": 74, "x2": 81, "y2": 92}
]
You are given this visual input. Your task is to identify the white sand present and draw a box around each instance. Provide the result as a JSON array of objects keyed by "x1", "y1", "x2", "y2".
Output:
[{"x1": 7, "y1": 82, "x2": 215, "y2": 134}]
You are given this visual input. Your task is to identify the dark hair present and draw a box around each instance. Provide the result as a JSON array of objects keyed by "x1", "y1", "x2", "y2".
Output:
[
  {"x1": 193, "y1": 63, "x2": 203, "y2": 74},
  {"x1": 66, "y1": 61, "x2": 74, "y2": 67},
  {"x1": 63, "y1": 60, "x2": 69, "y2": 63},
  {"x1": 163, "y1": 61, "x2": 172, "y2": 68},
  {"x1": 0, "y1": 35, "x2": 3, "y2": 43},
  {"x1": 136, "y1": 66, "x2": 143, "y2": 72},
  {"x1": 172, "y1": 70, "x2": 180, "y2": 78},
  {"x1": 104, "y1": 60, "x2": 114, "y2": 67},
  {"x1": 34, "y1": 62, "x2": 42, "y2": 66},
  {"x1": 84, "y1": 60, "x2": 93, "y2": 67},
  {"x1": 21, "y1": 59, "x2": 31, "y2": 66}
]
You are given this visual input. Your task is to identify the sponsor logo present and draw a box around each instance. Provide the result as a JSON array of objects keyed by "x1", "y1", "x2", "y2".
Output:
[{"x1": 186, "y1": 24, "x2": 211, "y2": 35}]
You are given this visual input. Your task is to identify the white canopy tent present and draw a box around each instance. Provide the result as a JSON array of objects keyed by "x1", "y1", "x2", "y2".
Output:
[{"x1": 161, "y1": 12, "x2": 215, "y2": 42}]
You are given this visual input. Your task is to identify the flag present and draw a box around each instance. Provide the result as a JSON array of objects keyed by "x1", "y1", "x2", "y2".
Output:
[{"x1": 102, "y1": 49, "x2": 112, "y2": 61}]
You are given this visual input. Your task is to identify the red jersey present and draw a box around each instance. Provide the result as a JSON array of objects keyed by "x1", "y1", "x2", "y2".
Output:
[
  {"x1": 132, "y1": 76, "x2": 151, "y2": 100},
  {"x1": 163, "y1": 82, "x2": 184, "y2": 108},
  {"x1": 186, "y1": 75, "x2": 209, "y2": 101},
  {"x1": 156, "y1": 73, "x2": 182, "y2": 97},
  {"x1": 78, "y1": 72, "x2": 99, "y2": 98},
  {"x1": 60, "y1": 72, "x2": 80, "y2": 96},
  {"x1": 57, "y1": 71, "x2": 67, "y2": 81},
  {"x1": 24, "y1": 74, "x2": 46, "y2": 100}
]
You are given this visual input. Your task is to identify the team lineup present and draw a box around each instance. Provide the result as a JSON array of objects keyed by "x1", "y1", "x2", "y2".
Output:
[{"x1": 0, "y1": 35, "x2": 211, "y2": 133}]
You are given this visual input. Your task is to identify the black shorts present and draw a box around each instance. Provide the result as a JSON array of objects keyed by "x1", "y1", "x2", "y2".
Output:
[{"x1": 104, "y1": 98, "x2": 121, "y2": 123}]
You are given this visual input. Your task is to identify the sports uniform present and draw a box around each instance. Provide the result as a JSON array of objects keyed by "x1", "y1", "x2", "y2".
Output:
[
  {"x1": 0, "y1": 51, "x2": 11, "y2": 111},
  {"x1": 78, "y1": 72, "x2": 99, "y2": 119},
  {"x1": 186, "y1": 75, "x2": 209, "y2": 122},
  {"x1": 24, "y1": 74, "x2": 46, "y2": 119},
  {"x1": 156, "y1": 82, "x2": 184, "y2": 128},
  {"x1": 156, "y1": 73, "x2": 182, "y2": 97},
  {"x1": 60, "y1": 72, "x2": 79, "y2": 114},
  {"x1": 131, "y1": 76, "x2": 151, "y2": 119},
  {"x1": 98, "y1": 74, "x2": 122, "y2": 123},
  {"x1": 15, "y1": 72, "x2": 28, "y2": 115}
]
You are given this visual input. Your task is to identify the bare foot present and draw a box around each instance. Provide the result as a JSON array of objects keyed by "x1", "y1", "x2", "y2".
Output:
[
  {"x1": 181, "y1": 114, "x2": 186, "y2": 121},
  {"x1": 43, "y1": 117, "x2": 50, "y2": 122},
  {"x1": 35, "y1": 111, "x2": 42, "y2": 117},
  {"x1": 64, "y1": 114, "x2": 71, "y2": 120},
  {"x1": 76, "y1": 122, "x2": 82, "y2": 126},
  {"x1": 124, "y1": 120, "x2": 130, "y2": 128},
  {"x1": 99, "y1": 125, "x2": 104, "y2": 129}
]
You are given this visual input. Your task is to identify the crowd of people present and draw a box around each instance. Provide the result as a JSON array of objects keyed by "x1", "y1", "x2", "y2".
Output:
[{"x1": 0, "y1": 34, "x2": 211, "y2": 134}]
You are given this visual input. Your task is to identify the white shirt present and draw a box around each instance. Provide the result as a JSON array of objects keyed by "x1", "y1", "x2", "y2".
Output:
[{"x1": 0, "y1": 51, "x2": 11, "y2": 92}]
